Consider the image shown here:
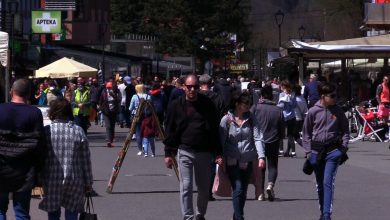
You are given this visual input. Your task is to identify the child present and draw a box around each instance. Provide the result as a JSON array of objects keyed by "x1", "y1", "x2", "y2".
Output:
[{"x1": 140, "y1": 112, "x2": 157, "y2": 157}]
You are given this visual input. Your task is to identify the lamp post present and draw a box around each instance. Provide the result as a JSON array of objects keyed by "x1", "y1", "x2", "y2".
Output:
[
  {"x1": 6, "y1": 0, "x2": 18, "y2": 102},
  {"x1": 274, "y1": 10, "x2": 285, "y2": 48},
  {"x1": 298, "y1": 25, "x2": 305, "y2": 42},
  {"x1": 99, "y1": 22, "x2": 108, "y2": 84}
]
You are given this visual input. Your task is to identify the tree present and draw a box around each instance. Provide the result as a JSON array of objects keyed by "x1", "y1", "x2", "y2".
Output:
[{"x1": 111, "y1": 0, "x2": 251, "y2": 60}]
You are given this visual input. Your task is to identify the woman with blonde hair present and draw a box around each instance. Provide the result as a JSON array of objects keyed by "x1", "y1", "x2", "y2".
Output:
[{"x1": 129, "y1": 84, "x2": 151, "y2": 156}]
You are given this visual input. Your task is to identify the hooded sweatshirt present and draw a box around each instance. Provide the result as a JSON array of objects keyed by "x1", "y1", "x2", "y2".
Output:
[
  {"x1": 219, "y1": 111, "x2": 265, "y2": 161},
  {"x1": 302, "y1": 101, "x2": 349, "y2": 153}
]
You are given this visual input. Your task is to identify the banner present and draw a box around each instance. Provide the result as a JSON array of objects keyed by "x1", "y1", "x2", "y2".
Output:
[
  {"x1": 32, "y1": 11, "x2": 61, "y2": 34},
  {"x1": 376, "y1": 0, "x2": 390, "y2": 3}
]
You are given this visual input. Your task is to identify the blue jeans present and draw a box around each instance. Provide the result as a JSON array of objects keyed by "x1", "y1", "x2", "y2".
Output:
[
  {"x1": 74, "y1": 115, "x2": 89, "y2": 134},
  {"x1": 0, "y1": 190, "x2": 32, "y2": 220},
  {"x1": 135, "y1": 122, "x2": 142, "y2": 151},
  {"x1": 142, "y1": 137, "x2": 155, "y2": 155},
  {"x1": 309, "y1": 149, "x2": 343, "y2": 220},
  {"x1": 226, "y1": 161, "x2": 253, "y2": 220},
  {"x1": 48, "y1": 209, "x2": 78, "y2": 220}
]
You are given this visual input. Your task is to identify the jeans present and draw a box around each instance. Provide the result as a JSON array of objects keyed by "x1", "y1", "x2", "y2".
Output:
[
  {"x1": 309, "y1": 149, "x2": 343, "y2": 220},
  {"x1": 74, "y1": 115, "x2": 89, "y2": 134},
  {"x1": 48, "y1": 209, "x2": 78, "y2": 220},
  {"x1": 261, "y1": 140, "x2": 280, "y2": 192},
  {"x1": 135, "y1": 122, "x2": 142, "y2": 151},
  {"x1": 0, "y1": 190, "x2": 32, "y2": 220},
  {"x1": 104, "y1": 112, "x2": 116, "y2": 143},
  {"x1": 226, "y1": 161, "x2": 252, "y2": 220},
  {"x1": 142, "y1": 137, "x2": 155, "y2": 155},
  {"x1": 284, "y1": 118, "x2": 296, "y2": 155},
  {"x1": 178, "y1": 149, "x2": 212, "y2": 220}
]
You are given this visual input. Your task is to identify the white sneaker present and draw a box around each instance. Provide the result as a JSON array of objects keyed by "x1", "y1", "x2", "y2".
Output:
[
  {"x1": 257, "y1": 193, "x2": 266, "y2": 201},
  {"x1": 151, "y1": 154, "x2": 155, "y2": 157},
  {"x1": 137, "y1": 151, "x2": 142, "y2": 156},
  {"x1": 266, "y1": 184, "x2": 275, "y2": 201},
  {"x1": 144, "y1": 154, "x2": 148, "y2": 157}
]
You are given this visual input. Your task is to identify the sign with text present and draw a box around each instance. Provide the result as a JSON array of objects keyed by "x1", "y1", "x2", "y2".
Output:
[
  {"x1": 32, "y1": 11, "x2": 61, "y2": 34},
  {"x1": 230, "y1": 64, "x2": 249, "y2": 71}
]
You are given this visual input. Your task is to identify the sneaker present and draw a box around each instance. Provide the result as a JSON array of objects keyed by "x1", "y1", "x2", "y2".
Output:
[
  {"x1": 278, "y1": 150, "x2": 284, "y2": 157},
  {"x1": 266, "y1": 184, "x2": 275, "y2": 202},
  {"x1": 195, "y1": 215, "x2": 206, "y2": 220},
  {"x1": 144, "y1": 154, "x2": 148, "y2": 157},
  {"x1": 137, "y1": 151, "x2": 142, "y2": 156},
  {"x1": 151, "y1": 154, "x2": 155, "y2": 157},
  {"x1": 257, "y1": 193, "x2": 266, "y2": 201},
  {"x1": 291, "y1": 152, "x2": 297, "y2": 157}
]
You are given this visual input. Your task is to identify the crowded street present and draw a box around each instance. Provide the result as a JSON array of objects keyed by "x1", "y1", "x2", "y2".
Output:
[{"x1": 6, "y1": 124, "x2": 388, "y2": 220}]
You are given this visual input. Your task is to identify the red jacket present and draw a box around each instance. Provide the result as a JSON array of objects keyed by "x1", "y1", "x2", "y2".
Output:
[{"x1": 141, "y1": 116, "x2": 157, "y2": 138}]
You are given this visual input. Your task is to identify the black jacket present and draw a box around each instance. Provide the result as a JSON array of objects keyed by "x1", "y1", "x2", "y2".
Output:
[
  {"x1": 163, "y1": 93, "x2": 222, "y2": 157},
  {"x1": 0, "y1": 129, "x2": 46, "y2": 192}
]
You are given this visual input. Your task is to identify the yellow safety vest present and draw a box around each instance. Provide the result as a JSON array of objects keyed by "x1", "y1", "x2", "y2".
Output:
[{"x1": 73, "y1": 88, "x2": 91, "y2": 116}]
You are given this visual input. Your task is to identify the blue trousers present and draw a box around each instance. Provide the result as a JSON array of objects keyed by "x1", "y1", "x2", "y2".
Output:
[
  {"x1": 226, "y1": 162, "x2": 253, "y2": 220},
  {"x1": 309, "y1": 149, "x2": 343, "y2": 220},
  {"x1": 0, "y1": 190, "x2": 31, "y2": 220},
  {"x1": 48, "y1": 209, "x2": 78, "y2": 220},
  {"x1": 142, "y1": 137, "x2": 155, "y2": 155}
]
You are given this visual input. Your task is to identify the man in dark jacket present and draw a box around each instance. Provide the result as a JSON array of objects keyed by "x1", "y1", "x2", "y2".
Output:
[
  {"x1": 164, "y1": 74, "x2": 222, "y2": 220},
  {"x1": 0, "y1": 79, "x2": 46, "y2": 220},
  {"x1": 213, "y1": 78, "x2": 233, "y2": 114},
  {"x1": 303, "y1": 73, "x2": 320, "y2": 109},
  {"x1": 251, "y1": 85, "x2": 284, "y2": 201}
]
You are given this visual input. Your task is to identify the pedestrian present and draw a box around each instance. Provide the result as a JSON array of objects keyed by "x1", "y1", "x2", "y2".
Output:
[
  {"x1": 129, "y1": 84, "x2": 151, "y2": 155},
  {"x1": 141, "y1": 112, "x2": 157, "y2": 157},
  {"x1": 36, "y1": 82, "x2": 48, "y2": 105},
  {"x1": 251, "y1": 85, "x2": 284, "y2": 201},
  {"x1": 293, "y1": 84, "x2": 308, "y2": 147},
  {"x1": 164, "y1": 74, "x2": 222, "y2": 220},
  {"x1": 302, "y1": 82, "x2": 349, "y2": 220},
  {"x1": 89, "y1": 78, "x2": 100, "y2": 125},
  {"x1": 277, "y1": 80, "x2": 297, "y2": 157},
  {"x1": 71, "y1": 77, "x2": 91, "y2": 134},
  {"x1": 124, "y1": 76, "x2": 136, "y2": 128},
  {"x1": 376, "y1": 75, "x2": 390, "y2": 127},
  {"x1": 99, "y1": 81, "x2": 120, "y2": 148},
  {"x1": 149, "y1": 81, "x2": 167, "y2": 127},
  {"x1": 303, "y1": 73, "x2": 320, "y2": 109},
  {"x1": 0, "y1": 79, "x2": 47, "y2": 220},
  {"x1": 39, "y1": 98, "x2": 93, "y2": 220},
  {"x1": 220, "y1": 91, "x2": 265, "y2": 220},
  {"x1": 198, "y1": 73, "x2": 225, "y2": 201}
]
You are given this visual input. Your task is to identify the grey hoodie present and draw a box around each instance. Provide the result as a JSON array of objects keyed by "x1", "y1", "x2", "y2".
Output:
[
  {"x1": 302, "y1": 101, "x2": 349, "y2": 153},
  {"x1": 219, "y1": 111, "x2": 265, "y2": 162}
]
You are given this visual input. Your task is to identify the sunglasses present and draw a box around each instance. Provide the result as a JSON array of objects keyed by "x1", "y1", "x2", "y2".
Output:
[
  {"x1": 185, "y1": 84, "x2": 199, "y2": 90},
  {"x1": 325, "y1": 93, "x2": 337, "y2": 99}
]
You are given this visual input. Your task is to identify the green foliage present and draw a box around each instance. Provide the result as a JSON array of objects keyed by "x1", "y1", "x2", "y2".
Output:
[{"x1": 111, "y1": 0, "x2": 251, "y2": 58}]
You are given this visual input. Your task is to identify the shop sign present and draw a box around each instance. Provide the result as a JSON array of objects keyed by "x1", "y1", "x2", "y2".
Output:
[{"x1": 32, "y1": 11, "x2": 61, "y2": 34}]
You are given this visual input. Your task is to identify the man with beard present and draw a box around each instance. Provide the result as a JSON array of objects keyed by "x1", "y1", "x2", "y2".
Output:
[{"x1": 164, "y1": 74, "x2": 222, "y2": 220}]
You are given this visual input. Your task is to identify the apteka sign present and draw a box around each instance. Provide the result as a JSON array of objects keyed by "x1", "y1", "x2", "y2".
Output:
[{"x1": 32, "y1": 11, "x2": 61, "y2": 34}]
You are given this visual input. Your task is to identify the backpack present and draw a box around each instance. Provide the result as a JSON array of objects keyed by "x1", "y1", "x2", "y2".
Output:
[{"x1": 137, "y1": 94, "x2": 152, "y2": 118}]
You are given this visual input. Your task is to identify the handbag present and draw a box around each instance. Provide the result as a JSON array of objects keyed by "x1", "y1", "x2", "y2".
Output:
[
  {"x1": 212, "y1": 164, "x2": 232, "y2": 197},
  {"x1": 302, "y1": 158, "x2": 314, "y2": 175},
  {"x1": 79, "y1": 193, "x2": 97, "y2": 220}
]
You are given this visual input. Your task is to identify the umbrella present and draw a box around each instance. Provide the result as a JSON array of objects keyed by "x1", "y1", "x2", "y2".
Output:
[{"x1": 35, "y1": 57, "x2": 97, "y2": 78}]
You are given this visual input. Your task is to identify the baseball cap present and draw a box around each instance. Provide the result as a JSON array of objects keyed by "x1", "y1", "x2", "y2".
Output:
[
  {"x1": 106, "y1": 82, "x2": 113, "y2": 88},
  {"x1": 199, "y1": 74, "x2": 212, "y2": 84},
  {"x1": 123, "y1": 76, "x2": 132, "y2": 84}
]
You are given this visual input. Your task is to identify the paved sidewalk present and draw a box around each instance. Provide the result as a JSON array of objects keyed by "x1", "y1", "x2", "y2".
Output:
[{"x1": 5, "y1": 124, "x2": 390, "y2": 220}]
